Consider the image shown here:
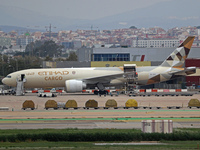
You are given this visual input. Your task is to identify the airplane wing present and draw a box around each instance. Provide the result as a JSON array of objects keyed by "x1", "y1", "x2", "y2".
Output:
[
  {"x1": 169, "y1": 67, "x2": 196, "y2": 76},
  {"x1": 82, "y1": 72, "x2": 125, "y2": 84},
  {"x1": 82, "y1": 71, "x2": 136, "y2": 84}
]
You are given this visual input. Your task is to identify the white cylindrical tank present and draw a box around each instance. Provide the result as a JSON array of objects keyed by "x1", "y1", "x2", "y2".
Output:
[
  {"x1": 141, "y1": 120, "x2": 173, "y2": 133},
  {"x1": 57, "y1": 102, "x2": 65, "y2": 108}
]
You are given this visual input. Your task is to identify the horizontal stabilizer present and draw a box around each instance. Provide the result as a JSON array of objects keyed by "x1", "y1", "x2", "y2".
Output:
[{"x1": 169, "y1": 67, "x2": 196, "y2": 76}]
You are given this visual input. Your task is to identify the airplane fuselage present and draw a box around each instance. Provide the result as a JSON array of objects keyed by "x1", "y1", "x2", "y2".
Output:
[
  {"x1": 3, "y1": 67, "x2": 123, "y2": 88},
  {"x1": 2, "y1": 66, "x2": 180, "y2": 89}
]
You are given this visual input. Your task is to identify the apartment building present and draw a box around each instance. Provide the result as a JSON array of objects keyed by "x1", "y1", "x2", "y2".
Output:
[
  {"x1": 0, "y1": 37, "x2": 11, "y2": 47},
  {"x1": 132, "y1": 39, "x2": 180, "y2": 48},
  {"x1": 16, "y1": 36, "x2": 34, "y2": 46}
]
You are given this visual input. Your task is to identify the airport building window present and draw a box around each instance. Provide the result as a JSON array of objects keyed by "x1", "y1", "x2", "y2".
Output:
[{"x1": 92, "y1": 53, "x2": 130, "y2": 61}]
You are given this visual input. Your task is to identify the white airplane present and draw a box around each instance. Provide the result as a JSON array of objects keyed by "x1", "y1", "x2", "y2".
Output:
[{"x1": 2, "y1": 36, "x2": 196, "y2": 93}]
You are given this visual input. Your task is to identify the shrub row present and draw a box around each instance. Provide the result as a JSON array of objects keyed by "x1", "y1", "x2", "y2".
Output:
[{"x1": 0, "y1": 132, "x2": 200, "y2": 142}]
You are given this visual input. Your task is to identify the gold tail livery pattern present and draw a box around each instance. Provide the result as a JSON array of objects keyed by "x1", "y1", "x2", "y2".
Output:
[{"x1": 160, "y1": 36, "x2": 195, "y2": 68}]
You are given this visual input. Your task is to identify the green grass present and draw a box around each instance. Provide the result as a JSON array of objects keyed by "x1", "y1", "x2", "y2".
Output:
[
  {"x1": 0, "y1": 128, "x2": 199, "y2": 136},
  {"x1": 0, "y1": 128, "x2": 199, "y2": 149},
  {"x1": 0, "y1": 128, "x2": 141, "y2": 135},
  {"x1": 174, "y1": 128, "x2": 200, "y2": 132},
  {"x1": 0, "y1": 141, "x2": 200, "y2": 150}
]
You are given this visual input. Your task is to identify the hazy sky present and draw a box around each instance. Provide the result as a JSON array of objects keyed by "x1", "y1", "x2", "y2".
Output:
[{"x1": 1, "y1": 0, "x2": 171, "y2": 20}]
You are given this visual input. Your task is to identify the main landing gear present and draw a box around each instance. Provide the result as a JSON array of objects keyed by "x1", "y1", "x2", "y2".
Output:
[
  {"x1": 94, "y1": 90, "x2": 108, "y2": 96},
  {"x1": 94, "y1": 83, "x2": 108, "y2": 96}
]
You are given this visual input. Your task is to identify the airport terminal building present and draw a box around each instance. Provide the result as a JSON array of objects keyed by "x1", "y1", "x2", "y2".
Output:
[{"x1": 78, "y1": 47, "x2": 200, "y2": 64}]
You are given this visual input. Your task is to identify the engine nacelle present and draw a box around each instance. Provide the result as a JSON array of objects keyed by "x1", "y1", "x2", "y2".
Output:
[{"x1": 65, "y1": 80, "x2": 86, "y2": 93}]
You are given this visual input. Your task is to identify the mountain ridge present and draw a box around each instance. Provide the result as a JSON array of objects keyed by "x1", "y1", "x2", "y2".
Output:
[{"x1": 0, "y1": 0, "x2": 199, "y2": 31}]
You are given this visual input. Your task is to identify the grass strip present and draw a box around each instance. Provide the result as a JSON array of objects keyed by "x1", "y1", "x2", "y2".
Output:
[{"x1": 0, "y1": 129, "x2": 199, "y2": 142}]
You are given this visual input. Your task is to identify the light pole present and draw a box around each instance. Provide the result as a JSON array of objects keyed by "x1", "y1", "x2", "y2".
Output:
[{"x1": 15, "y1": 59, "x2": 18, "y2": 71}]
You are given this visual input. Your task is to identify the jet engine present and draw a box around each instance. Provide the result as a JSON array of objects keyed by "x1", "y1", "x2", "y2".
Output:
[{"x1": 65, "y1": 80, "x2": 86, "y2": 93}]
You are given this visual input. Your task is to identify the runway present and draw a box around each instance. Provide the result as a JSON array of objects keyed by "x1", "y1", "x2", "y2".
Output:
[
  {"x1": 0, "y1": 117, "x2": 200, "y2": 129},
  {"x1": 0, "y1": 93, "x2": 200, "y2": 129},
  {"x1": 1, "y1": 109, "x2": 200, "y2": 119}
]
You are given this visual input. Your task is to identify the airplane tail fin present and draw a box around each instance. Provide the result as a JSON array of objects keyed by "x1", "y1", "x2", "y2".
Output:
[{"x1": 160, "y1": 36, "x2": 195, "y2": 68}]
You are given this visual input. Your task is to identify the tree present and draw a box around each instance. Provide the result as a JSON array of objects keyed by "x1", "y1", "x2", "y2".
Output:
[
  {"x1": 35, "y1": 40, "x2": 63, "y2": 57},
  {"x1": 9, "y1": 45, "x2": 13, "y2": 49},
  {"x1": 0, "y1": 55, "x2": 42, "y2": 77},
  {"x1": 2, "y1": 46, "x2": 8, "y2": 50},
  {"x1": 129, "y1": 26, "x2": 137, "y2": 29},
  {"x1": 55, "y1": 57, "x2": 65, "y2": 61},
  {"x1": 19, "y1": 45, "x2": 22, "y2": 50},
  {"x1": 25, "y1": 40, "x2": 43, "y2": 53},
  {"x1": 66, "y1": 52, "x2": 77, "y2": 61},
  {"x1": 25, "y1": 40, "x2": 63, "y2": 58},
  {"x1": 44, "y1": 56, "x2": 53, "y2": 61}
]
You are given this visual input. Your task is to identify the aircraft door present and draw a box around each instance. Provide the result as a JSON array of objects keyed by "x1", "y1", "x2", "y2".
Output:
[
  {"x1": 123, "y1": 64, "x2": 138, "y2": 91},
  {"x1": 123, "y1": 64, "x2": 138, "y2": 78},
  {"x1": 124, "y1": 64, "x2": 136, "y2": 73},
  {"x1": 17, "y1": 74, "x2": 26, "y2": 82}
]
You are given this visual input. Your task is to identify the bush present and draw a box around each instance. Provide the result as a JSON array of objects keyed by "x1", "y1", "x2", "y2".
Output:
[
  {"x1": 17, "y1": 134, "x2": 31, "y2": 142},
  {"x1": 7, "y1": 135, "x2": 16, "y2": 142},
  {"x1": 0, "y1": 131, "x2": 200, "y2": 142},
  {"x1": 0, "y1": 136, "x2": 6, "y2": 142}
]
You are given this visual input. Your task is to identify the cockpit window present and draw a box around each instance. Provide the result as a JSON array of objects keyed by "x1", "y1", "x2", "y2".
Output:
[{"x1": 6, "y1": 76, "x2": 11, "y2": 78}]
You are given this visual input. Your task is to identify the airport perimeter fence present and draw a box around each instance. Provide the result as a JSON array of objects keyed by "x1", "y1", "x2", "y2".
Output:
[{"x1": 0, "y1": 131, "x2": 200, "y2": 142}]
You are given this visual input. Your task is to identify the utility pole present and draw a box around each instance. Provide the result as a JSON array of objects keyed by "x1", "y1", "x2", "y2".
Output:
[
  {"x1": 49, "y1": 24, "x2": 51, "y2": 39},
  {"x1": 136, "y1": 36, "x2": 139, "y2": 48},
  {"x1": 1, "y1": 55, "x2": 4, "y2": 77},
  {"x1": 45, "y1": 24, "x2": 56, "y2": 40}
]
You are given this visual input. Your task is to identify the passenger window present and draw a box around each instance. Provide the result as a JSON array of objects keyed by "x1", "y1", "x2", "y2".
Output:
[{"x1": 7, "y1": 76, "x2": 11, "y2": 78}]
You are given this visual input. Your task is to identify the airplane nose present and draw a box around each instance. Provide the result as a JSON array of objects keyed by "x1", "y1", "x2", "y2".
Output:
[{"x1": 2, "y1": 78, "x2": 7, "y2": 85}]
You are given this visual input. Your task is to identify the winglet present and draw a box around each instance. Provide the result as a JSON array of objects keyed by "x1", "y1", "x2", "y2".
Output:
[{"x1": 160, "y1": 36, "x2": 195, "y2": 68}]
